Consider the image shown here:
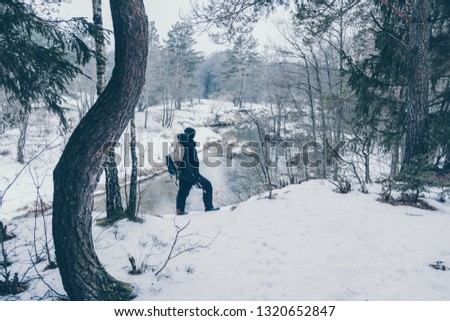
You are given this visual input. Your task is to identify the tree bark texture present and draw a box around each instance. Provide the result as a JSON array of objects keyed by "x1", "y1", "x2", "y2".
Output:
[
  {"x1": 16, "y1": 112, "x2": 29, "y2": 164},
  {"x1": 92, "y1": 0, "x2": 107, "y2": 95},
  {"x1": 404, "y1": 0, "x2": 431, "y2": 165},
  {"x1": 52, "y1": 0, "x2": 148, "y2": 300},
  {"x1": 104, "y1": 149, "x2": 124, "y2": 217},
  {"x1": 390, "y1": 141, "x2": 400, "y2": 177}
]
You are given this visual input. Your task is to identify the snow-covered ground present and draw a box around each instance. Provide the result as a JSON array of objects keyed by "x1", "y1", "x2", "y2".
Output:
[
  {"x1": 2, "y1": 99, "x2": 450, "y2": 301},
  {"x1": 3, "y1": 181, "x2": 450, "y2": 300}
]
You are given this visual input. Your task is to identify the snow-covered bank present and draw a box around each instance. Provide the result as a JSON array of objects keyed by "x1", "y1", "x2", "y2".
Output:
[{"x1": 3, "y1": 181, "x2": 450, "y2": 300}]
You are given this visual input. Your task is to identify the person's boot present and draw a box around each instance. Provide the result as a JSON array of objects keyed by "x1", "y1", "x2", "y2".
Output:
[
  {"x1": 205, "y1": 207, "x2": 220, "y2": 212},
  {"x1": 176, "y1": 209, "x2": 188, "y2": 215}
]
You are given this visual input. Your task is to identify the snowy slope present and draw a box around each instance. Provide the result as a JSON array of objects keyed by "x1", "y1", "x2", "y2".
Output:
[{"x1": 4, "y1": 180, "x2": 450, "y2": 300}]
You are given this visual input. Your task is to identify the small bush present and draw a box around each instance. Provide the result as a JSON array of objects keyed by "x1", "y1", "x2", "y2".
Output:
[
  {"x1": 381, "y1": 156, "x2": 449, "y2": 210},
  {"x1": 0, "y1": 273, "x2": 29, "y2": 296},
  {"x1": 1, "y1": 222, "x2": 27, "y2": 296},
  {"x1": 330, "y1": 177, "x2": 352, "y2": 194},
  {"x1": 392, "y1": 156, "x2": 449, "y2": 200},
  {"x1": 393, "y1": 161, "x2": 434, "y2": 202}
]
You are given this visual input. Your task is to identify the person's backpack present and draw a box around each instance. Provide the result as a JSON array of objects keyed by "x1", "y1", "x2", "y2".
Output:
[
  {"x1": 166, "y1": 154, "x2": 178, "y2": 176},
  {"x1": 165, "y1": 134, "x2": 186, "y2": 177}
]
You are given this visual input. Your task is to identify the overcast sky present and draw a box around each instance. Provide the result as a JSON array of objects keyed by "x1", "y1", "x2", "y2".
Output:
[{"x1": 56, "y1": 0, "x2": 285, "y2": 55}]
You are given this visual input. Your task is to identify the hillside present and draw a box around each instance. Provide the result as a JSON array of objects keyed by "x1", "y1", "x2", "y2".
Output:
[{"x1": 3, "y1": 180, "x2": 450, "y2": 300}]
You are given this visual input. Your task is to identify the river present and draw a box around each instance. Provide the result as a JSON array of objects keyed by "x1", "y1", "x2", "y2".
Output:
[{"x1": 93, "y1": 125, "x2": 258, "y2": 216}]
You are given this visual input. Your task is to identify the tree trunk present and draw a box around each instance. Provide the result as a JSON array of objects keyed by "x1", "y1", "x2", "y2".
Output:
[
  {"x1": 104, "y1": 149, "x2": 124, "y2": 218},
  {"x1": 144, "y1": 103, "x2": 149, "y2": 129},
  {"x1": 92, "y1": 0, "x2": 124, "y2": 219},
  {"x1": 403, "y1": 0, "x2": 431, "y2": 165},
  {"x1": 310, "y1": 48, "x2": 327, "y2": 179},
  {"x1": 92, "y1": 0, "x2": 107, "y2": 96},
  {"x1": 364, "y1": 154, "x2": 371, "y2": 184},
  {"x1": 127, "y1": 109, "x2": 138, "y2": 219},
  {"x1": 335, "y1": 7, "x2": 345, "y2": 180},
  {"x1": 390, "y1": 140, "x2": 400, "y2": 177},
  {"x1": 0, "y1": 106, "x2": 5, "y2": 134},
  {"x1": 175, "y1": 99, "x2": 182, "y2": 110},
  {"x1": 333, "y1": 118, "x2": 342, "y2": 181},
  {"x1": 239, "y1": 67, "x2": 246, "y2": 109},
  {"x1": 302, "y1": 55, "x2": 316, "y2": 179},
  {"x1": 16, "y1": 112, "x2": 29, "y2": 164},
  {"x1": 52, "y1": 0, "x2": 148, "y2": 301}
]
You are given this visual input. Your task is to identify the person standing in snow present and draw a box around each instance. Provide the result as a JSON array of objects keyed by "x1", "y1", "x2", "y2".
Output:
[{"x1": 176, "y1": 127, "x2": 219, "y2": 215}]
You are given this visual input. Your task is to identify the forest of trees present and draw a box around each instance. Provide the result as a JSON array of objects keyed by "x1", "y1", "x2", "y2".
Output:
[
  {"x1": 153, "y1": 0, "x2": 449, "y2": 196},
  {"x1": 1, "y1": 0, "x2": 449, "y2": 300}
]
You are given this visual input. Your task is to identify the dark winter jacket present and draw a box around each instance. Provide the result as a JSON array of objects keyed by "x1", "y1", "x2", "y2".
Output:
[{"x1": 178, "y1": 135, "x2": 200, "y2": 182}]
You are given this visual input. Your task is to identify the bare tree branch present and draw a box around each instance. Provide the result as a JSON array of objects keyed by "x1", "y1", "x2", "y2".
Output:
[
  {"x1": 1, "y1": 137, "x2": 61, "y2": 201},
  {"x1": 155, "y1": 220, "x2": 220, "y2": 276}
]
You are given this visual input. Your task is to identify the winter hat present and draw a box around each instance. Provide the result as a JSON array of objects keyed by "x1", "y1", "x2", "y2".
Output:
[
  {"x1": 184, "y1": 127, "x2": 196, "y2": 140},
  {"x1": 177, "y1": 133, "x2": 189, "y2": 146}
]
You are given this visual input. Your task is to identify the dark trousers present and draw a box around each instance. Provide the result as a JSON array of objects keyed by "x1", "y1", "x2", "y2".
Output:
[{"x1": 176, "y1": 175, "x2": 213, "y2": 212}]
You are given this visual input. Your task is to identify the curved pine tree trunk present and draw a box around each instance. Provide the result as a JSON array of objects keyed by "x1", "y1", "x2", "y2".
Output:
[{"x1": 52, "y1": 0, "x2": 148, "y2": 300}]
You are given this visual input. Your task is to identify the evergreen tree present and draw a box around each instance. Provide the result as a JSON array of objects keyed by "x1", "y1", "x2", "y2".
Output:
[
  {"x1": 427, "y1": 0, "x2": 450, "y2": 171},
  {"x1": 199, "y1": 51, "x2": 227, "y2": 99},
  {"x1": 347, "y1": 0, "x2": 450, "y2": 170},
  {"x1": 189, "y1": 0, "x2": 291, "y2": 42},
  {"x1": 165, "y1": 22, "x2": 203, "y2": 109},
  {"x1": 140, "y1": 20, "x2": 164, "y2": 109},
  {"x1": 0, "y1": 0, "x2": 95, "y2": 128},
  {"x1": 223, "y1": 34, "x2": 259, "y2": 108}
]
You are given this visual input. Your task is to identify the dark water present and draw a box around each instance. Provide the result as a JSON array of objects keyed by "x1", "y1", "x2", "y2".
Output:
[
  {"x1": 93, "y1": 123, "x2": 270, "y2": 216},
  {"x1": 93, "y1": 169, "x2": 228, "y2": 216}
]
